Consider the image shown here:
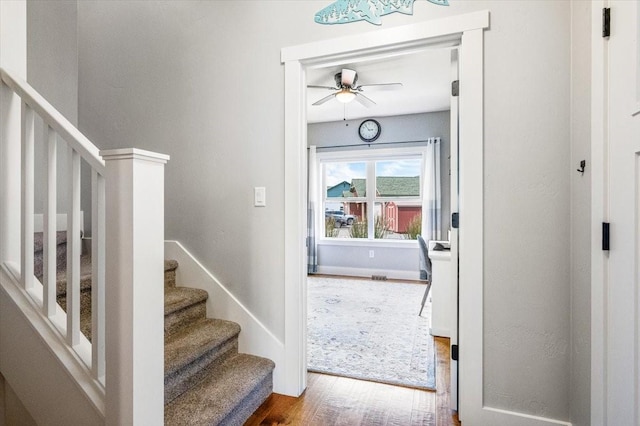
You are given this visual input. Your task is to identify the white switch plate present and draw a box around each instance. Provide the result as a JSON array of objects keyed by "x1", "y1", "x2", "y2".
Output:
[
  {"x1": 254, "y1": 187, "x2": 266, "y2": 207},
  {"x1": 369, "y1": 250, "x2": 374, "y2": 258}
]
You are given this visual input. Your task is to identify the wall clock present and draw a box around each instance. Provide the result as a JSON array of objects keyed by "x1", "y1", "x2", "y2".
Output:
[{"x1": 358, "y1": 119, "x2": 381, "y2": 143}]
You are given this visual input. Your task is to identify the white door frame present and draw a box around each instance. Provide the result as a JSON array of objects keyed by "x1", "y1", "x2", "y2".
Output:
[
  {"x1": 281, "y1": 10, "x2": 489, "y2": 419},
  {"x1": 590, "y1": 3, "x2": 608, "y2": 424},
  {"x1": 590, "y1": 1, "x2": 640, "y2": 424}
]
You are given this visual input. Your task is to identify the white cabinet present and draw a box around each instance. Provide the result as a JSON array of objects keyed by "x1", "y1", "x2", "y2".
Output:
[{"x1": 428, "y1": 248, "x2": 452, "y2": 338}]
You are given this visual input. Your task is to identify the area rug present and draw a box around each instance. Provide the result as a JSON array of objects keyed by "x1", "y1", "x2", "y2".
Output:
[{"x1": 307, "y1": 276, "x2": 435, "y2": 390}]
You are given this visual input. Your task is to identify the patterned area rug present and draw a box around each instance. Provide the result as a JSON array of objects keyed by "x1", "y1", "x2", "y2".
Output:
[{"x1": 307, "y1": 276, "x2": 435, "y2": 390}]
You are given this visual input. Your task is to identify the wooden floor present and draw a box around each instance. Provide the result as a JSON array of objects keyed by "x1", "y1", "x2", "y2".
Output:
[{"x1": 245, "y1": 337, "x2": 460, "y2": 426}]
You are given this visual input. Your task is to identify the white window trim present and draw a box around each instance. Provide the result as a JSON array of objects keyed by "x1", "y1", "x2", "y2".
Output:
[{"x1": 317, "y1": 146, "x2": 427, "y2": 243}]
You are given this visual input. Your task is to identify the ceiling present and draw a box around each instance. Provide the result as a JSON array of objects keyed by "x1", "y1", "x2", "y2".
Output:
[{"x1": 306, "y1": 47, "x2": 453, "y2": 123}]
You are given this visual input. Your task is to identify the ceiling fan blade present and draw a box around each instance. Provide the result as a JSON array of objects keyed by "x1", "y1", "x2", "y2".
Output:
[
  {"x1": 354, "y1": 92, "x2": 376, "y2": 108},
  {"x1": 356, "y1": 82, "x2": 404, "y2": 91},
  {"x1": 312, "y1": 93, "x2": 336, "y2": 106},
  {"x1": 341, "y1": 69, "x2": 357, "y2": 87},
  {"x1": 308, "y1": 85, "x2": 338, "y2": 90}
]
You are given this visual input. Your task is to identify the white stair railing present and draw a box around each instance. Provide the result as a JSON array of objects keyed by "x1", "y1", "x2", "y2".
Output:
[
  {"x1": 4, "y1": 67, "x2": 107, "y2": 378},
  {"x1": 0, "y1": 67, "x2": 167, "y2": 424}
]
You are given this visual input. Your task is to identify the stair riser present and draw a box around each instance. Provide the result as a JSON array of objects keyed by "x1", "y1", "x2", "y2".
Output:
[
  {"x1": 165, "y1": 302, "x2": 207, "y2": 336},
  {"x1": 165, "y1": 338, "x2": 239, "y2": 404},
  {"x1": 220, "y1": 372, "x2": 273, "y2": 426},
  {"x1": 34, "y1": 244, "x2": 67, "y2": 281},
  {"x1": 58, "y1": 291, "x2": 94, "y2": 342},
  {"x1": 165, "y1": 269, "x2": 176, "y2": 288}
]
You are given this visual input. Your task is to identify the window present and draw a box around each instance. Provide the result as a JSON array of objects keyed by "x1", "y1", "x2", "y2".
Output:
[{"x1": 319, "y1": 150, "x2": 425, "y2": 240}]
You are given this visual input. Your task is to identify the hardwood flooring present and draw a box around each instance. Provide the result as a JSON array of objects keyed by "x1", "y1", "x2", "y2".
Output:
[{"x1": 245, "y1": 337, "x2": 460, "y2": 426}]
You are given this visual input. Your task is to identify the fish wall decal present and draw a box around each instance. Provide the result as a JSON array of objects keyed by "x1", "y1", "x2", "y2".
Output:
[{"x1": 315, "y1": 0, "x2": 449, "y2": 26}]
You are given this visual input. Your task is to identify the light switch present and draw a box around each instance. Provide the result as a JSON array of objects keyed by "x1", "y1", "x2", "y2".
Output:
[{"x1": 254, "y1": 187, "x2": 266, "y2": 207}]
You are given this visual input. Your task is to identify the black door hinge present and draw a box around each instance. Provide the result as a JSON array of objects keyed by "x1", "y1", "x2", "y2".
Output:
[
  {"x1": 451, "y1": 344, "x2": 459, "y2": 361},
  {"x1": 452, "y1": 212, "x2": 459, "y2": 229},
  {"x1": 603, "y1": 8, "x2": 611, "y2": 38},
  {"x1": 451, "y1": 80, "x2": 459, "y2": 97},
  {"x1": 602, "y1": 222, "x2": 610, "y2": 251}
]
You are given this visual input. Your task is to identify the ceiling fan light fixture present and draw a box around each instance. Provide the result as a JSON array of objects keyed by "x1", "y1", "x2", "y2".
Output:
[{"x1": 335, "y1": 89, "x2": 356, "y2": 103}]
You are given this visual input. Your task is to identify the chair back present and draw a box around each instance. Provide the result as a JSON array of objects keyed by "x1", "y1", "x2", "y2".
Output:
[{"x1": 417, "y1": 235, "x2": 432, "y2": 281}]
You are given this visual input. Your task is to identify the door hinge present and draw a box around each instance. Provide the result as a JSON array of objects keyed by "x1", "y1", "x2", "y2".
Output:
[
  {"x1": 602, "y1": 222, "x2": 610, "y2": 251},
  {"x1": 602, "y1": 8, "x2": 611, "y2": 38},
  {"x1": 452, "y1": 212, "x2": 459, "y2": 229},
  {"x1": 451, "y1": 80, "x2": 459, "y2": 97},
  {"x1": 451, "y1": 344, "x2": 459, "y2": 361}
]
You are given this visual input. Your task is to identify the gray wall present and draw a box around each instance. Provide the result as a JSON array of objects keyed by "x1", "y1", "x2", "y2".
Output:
[
  {"x1": 39, "y1": 0, "x2": 584, "y2": 421},
  {"x1": 479, "y1": 1, "x2": 572, "y2": 419},
  {"x1": 308, "y1": 112, "x2": 450, "y2": 276},
  {"x1": 27, "y1": 1, "x2": 77, "y2": 126},
  {"x1": 27, "y1": 0, "x2": 78, "y2": 214},
  {"x1": 570, "y1": 2, "x2": 591, "y2": 425},
  {"x1": 309, "y1": 111, "x2": 451, "y2": 233}
]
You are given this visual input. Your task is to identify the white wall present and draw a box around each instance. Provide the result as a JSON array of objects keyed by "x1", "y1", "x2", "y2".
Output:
[
  {"x1": 569, "y1": 2, "x2": 591, "y2": 425},
  {"x1": 73, "y1": 0, "x2": 575, "y2": 420}
]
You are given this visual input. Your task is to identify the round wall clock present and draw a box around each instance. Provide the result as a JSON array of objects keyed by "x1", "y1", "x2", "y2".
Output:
[{"x1": 358, "y1": 119, "x2": 381, "y2": 143}]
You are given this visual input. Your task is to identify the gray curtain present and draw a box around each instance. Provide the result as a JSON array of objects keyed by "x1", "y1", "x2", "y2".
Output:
[
  {"x1": 307, "y1": 146, "x2": 318, "y2": 274},
  {"x1": 307, "y1": 201, "x2": 317, "y2": 274}
]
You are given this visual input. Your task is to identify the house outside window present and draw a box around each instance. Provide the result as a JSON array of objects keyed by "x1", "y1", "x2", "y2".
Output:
[{"x1": 319, "y1": 150, "x2": 425, "y2": 240}]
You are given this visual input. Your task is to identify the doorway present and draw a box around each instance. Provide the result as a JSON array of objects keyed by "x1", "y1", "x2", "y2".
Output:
[
  {"x1": 304, "y1": 49, "x2": 453, "y2": 390},
  {"x1": 282, "y1": 11, "x2": 488, "y2": 423}
]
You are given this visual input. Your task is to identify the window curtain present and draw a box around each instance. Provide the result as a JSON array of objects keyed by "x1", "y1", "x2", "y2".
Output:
[
  {"x1": 307, "y1": 146, "x2": 318, "y2": 274},
  {"x1": 422, "y1": 137, "x2": 442, "y2": 241}
]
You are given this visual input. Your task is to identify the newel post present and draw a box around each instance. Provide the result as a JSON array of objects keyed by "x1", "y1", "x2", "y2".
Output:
[{"x1": 102, "y1": 148, "x2": 169, "y2": 426}]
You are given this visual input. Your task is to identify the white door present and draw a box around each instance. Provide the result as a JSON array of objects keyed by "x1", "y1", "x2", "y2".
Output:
[
  {"x1": 449, "y1": 48, "x2": 459, "y2": 412},
  {"x1": 594, "y1": 1, "x2": 640, "y2": 424}
]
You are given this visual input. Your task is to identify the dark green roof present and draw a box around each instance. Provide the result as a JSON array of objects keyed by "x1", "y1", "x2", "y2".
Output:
[{"x1": 345, "y1": 176, "x2": 419, "y2": 197}]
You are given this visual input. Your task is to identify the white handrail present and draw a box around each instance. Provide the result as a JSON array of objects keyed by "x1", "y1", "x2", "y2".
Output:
[
  {"x1": 1, "y1": 65, "x2": 107, "y2": 381},
  {"x1": 1, "y1": 66, "x2": 167, "y2": 422},
  {"x1": 0, "y1": 67, "x2": 105, "y2": 174}
]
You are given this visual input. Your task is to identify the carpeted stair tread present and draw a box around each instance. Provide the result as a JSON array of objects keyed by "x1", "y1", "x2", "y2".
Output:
[
  {"x1": 164, "y1": 353, "x2": 275, "y2": 426},
  {"x1": 55, "y1": 253, "x2": 92, "y2": 297},
  {"x1": 33, "y1": 231, "x2": 67, "y2": 253},
  {"x1": 165, "y1": 259, "x2": 179, "y2": 272},
  {"x1": 165, "y1": 260, "x2": 179, "y2": 288},
  {"x1": 164, "y1": 287, "x2": 208, "y2": 316},
  {"x1": 33, "y1": 231, "x2": 273, "y2": 423},
  {"x1": 165, "y1": 318, "x2": 241, "y2": 376}
]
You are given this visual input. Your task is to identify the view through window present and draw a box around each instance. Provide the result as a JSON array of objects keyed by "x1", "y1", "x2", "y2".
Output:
[{"x1": 322, "y1": 155, "x2": 423, "y2": 240}]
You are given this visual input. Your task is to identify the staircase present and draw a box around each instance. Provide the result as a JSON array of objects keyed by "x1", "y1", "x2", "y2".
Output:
[{"x1": 34, "y1": 232, "x2": 275, "y2": 425}]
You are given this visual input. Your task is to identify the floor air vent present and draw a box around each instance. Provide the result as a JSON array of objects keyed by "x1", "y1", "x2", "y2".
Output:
[{"x1": 371, "y1": 275, "x2": 388, "y2": 281}]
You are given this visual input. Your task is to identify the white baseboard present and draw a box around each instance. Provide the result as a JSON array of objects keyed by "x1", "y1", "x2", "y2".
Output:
[
  {"x1": 429, "y1": 326, "x2": 450, "y2": 338},
  {"x1": 316, "y1": 265, "x2": 419, "y2": 281},
  {"x1": 164, "y1": 241, "x2": 287, "y2": 394}
]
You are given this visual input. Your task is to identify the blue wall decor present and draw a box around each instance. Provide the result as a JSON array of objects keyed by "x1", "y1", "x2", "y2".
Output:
[{"x1": 315, "y1": 0, "x2": 449, "y2": 26}]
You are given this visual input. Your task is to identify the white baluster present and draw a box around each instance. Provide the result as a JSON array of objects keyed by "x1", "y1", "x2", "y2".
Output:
[
  {"x1": 91, "y1": 170, "x2": 105, "y2": 381},
  {"x1": 66, "y1": 147, "x2": 81, "y2": 346},
  {"x1": 21, "y1": 101, "x2": 34, "y2": 289},
  {"x1": 44, "y1": 124, "x2": 57, "y2": 316},
  {"x1": 0, "y1": 82, "x2": 22, "y2": 265}
]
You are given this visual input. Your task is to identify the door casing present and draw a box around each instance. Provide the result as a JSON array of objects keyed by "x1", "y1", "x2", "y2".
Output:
[{"x1": 281, "y1": 10, "x2": 503, "y2": 424}]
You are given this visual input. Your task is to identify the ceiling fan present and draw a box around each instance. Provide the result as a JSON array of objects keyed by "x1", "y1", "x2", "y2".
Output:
[{"x1": 308, "y1": 68, "x2": 403, "y2": 108}]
